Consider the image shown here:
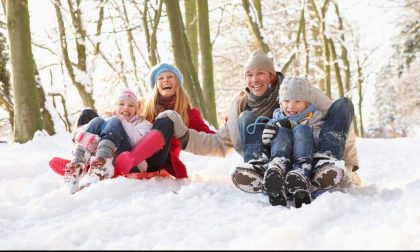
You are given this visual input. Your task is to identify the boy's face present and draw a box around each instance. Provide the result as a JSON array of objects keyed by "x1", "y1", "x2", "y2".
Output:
[
  {"x1": 245, "y1": 68, "x2": 272, "y2": 97},
  {"x1": 281, "y1": 100, "x2": 309, "y2": 116},
  {"x1": 157, "y1": 71, "x2": 178, "y2": 97},
  {"x1": 116, "y1": 100, "x2": 138, "y2": 121}
]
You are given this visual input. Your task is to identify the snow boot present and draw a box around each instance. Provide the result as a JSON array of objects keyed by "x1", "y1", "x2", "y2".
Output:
[
  {"x1": 64, "y1": 144, "x2": 92, "y2": 193},
  {"x1": 263, "y1": 157, "x2": 289, "y2": 207},
  {"x1": 312, "y1": 158, "x2": 344, "y2": 189},
  {"x1": 231, "y1": 163, "x2": 265, "y2": 194},
  {"x1": 285, "y1": 162, "x2": 312, "y2": 208},
  {"x1": 64, "y1": 162, "x2": 86, "y2": 194},
  {"x1": 114, "y1": 129, "x2": 165, "y2": 176},
  {"x1": 79, "y1": 157, "x2": 114, "y2": 189}
]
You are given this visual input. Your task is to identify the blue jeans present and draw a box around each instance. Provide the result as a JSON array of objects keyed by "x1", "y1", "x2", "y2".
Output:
[
  {"x1": 316, "y1": 97, "x2": 354, "y2": 160},
  {"x1": 271, "y1": 125, "x2": 314, "y2": 176},
  {"x1": 237, "y1": 110, "x2": 269, "y2": 163},
  {"x1": 86, "y1": 117, "x2": 132, "y2": 157}
]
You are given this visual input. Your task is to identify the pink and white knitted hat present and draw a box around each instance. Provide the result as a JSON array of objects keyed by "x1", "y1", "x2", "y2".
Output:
[{"x1": 115, "y1": 88, "x2": 138, "y2": 104}]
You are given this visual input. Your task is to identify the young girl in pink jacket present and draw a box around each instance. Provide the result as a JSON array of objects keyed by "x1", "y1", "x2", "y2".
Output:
[{"x1": 65, "y1": 88, "x2": 152, "y2": 193}]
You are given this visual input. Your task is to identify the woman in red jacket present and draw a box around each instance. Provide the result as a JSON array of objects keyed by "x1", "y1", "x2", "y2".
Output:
[
  {"x1": 50, "y1": 63, "x2": 214, "y2": 181},
  {"x1": 122, "y1": 62, "x2": 215, "y2": 179}
]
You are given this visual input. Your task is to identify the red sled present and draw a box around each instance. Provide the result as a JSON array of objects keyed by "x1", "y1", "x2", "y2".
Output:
[
  {"x1": 49, "y1": 129, "x2": 170, "y2": 180},
  {"x1": 49, "y1": 156, "x2": 172, "y2": 180}
]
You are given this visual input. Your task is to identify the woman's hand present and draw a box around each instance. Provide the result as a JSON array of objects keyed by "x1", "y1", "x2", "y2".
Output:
[{"x1": 157, "y1": 110, "x2": 188, "y2": 138}]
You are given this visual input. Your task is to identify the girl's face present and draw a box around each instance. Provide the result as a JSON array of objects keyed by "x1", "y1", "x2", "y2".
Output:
[
  {"x1": 157, "y1": 71, "x2": 178, "y2": 97},
  {"x1": 115, "y1": 100, "x2": 138, "y2": 121},
  {"x1": 245, "y1": 68, "x2": 274, "y2": 97},
  {"x1": 281, "y1": 100, "x2": 309, "y2": 116}
]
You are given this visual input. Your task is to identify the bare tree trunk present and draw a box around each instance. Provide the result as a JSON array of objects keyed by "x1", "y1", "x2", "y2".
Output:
[
  {"x1": 251, "y1": 0, "x2": 263, "y2": 27},
  {"x1": 307, "y1": 1, "x2": 324, "y2": 91},
  {"x1": 332, "y1": 1, "x2": 351, "y2": 93},
  {"x1": 0, "y1": 31, "x2": 13, "y2": 128},
  {"x1": 281, "y1": 4, "x2": 305, "y2": 74},
  {"x1": 50, "y1": 93, "x2": 72, "y2": 132},
  {"x1": 93, "y1": 0, "x2": 105, "y2": 56},
  {"x1": 356, "y1": 54, "x2": 364, "y2": 137},
  {"x1": 6, "y1": 0, "x2": 43, "y2": 143},
  {"x1": 241, "y1": 0, "x2": 270, "y2": 53},
  {"x1": 328, "y1": 38, "x2": 344, "y2": 97},
  {"x1": 185, "y1": 0, "x2": 198, "y2": 70},
  {"x1": 164, "y1": 0, "x2": 207, "y2": 118},
  {"x1": 309, "y1": 0, "x2": 331, "y2": 98},
  {"x1": 118, "y1": 0, "x2": 145, "y2": 97},
  {"x1": 54, "y1": 0, "x2": 95, "y2": 109},
  {"x1": 141, "y1": 0, "x2": 162, "y2": 68},
  {"x1": 197, "y1": 0, "x2": 218, "y2": 128}
]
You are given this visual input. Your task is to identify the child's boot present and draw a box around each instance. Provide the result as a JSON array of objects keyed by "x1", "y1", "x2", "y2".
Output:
[
  {"x1": 64, "y1": 144, "x2": 91, "y2": 193},
  {"x1": 263, "y1": 157, "x2": 290, "y2": 207},
  {"x1": 285, "y1": 160, "x2": 312, "y2": 208},
  {"x1": 79, "y1": 139, "x2": 116, "y2": 187}
]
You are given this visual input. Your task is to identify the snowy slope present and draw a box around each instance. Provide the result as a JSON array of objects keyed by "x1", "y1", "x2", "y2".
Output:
[{"x1": 0, "y1": 132, "x2": 419, "y2": 249}]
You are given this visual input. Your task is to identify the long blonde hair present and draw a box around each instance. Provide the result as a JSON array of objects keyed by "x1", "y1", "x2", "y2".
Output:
[{"x1": 142, "y1": 82, "x2": 191, "y2": 124}]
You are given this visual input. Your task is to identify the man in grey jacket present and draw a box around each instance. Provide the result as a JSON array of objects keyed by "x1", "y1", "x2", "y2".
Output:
[{"x1": 157, "y1": 51, "x2": 360, "y2": 195}]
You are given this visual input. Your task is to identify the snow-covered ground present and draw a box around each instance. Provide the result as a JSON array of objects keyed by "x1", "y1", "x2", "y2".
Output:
[{"x1": 0, "y1": 132, "x2": 419, "y2": 249}]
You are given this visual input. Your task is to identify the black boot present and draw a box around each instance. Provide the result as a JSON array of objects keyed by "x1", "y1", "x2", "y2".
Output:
[
  {"x1": 285, "y1": 162, "x2": 312, "y2": 208},
  {"x1": 264, "y1": 157, "x2": 289, "y2": 206}
]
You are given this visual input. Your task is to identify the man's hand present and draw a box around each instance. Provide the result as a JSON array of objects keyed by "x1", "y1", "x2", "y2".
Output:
[{"x1": 157, "y1": 110, "x2": 188, "y2": 138}]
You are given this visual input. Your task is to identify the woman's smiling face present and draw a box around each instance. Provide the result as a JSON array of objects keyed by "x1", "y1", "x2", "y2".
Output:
[{"x1": 157, "y1": 71, "x2": 178, "y2": 97}]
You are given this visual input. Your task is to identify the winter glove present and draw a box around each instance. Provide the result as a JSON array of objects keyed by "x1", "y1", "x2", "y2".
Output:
[
  {"x1": 262, "y1": 124, "x2": 277, "y2": 145},
  {"x1": 273, "y1": 119, "x2": 294, "y2": 129},
  {"x1": 157, "y1": 110, "x2": 188, "y2": 138}
]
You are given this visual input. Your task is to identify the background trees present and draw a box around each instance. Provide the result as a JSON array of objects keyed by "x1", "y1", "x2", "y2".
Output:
[{"x1": 0, "y1": 0, "x2": 416, "y2": 143}]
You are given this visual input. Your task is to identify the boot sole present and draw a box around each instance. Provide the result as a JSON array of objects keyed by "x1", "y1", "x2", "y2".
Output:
[
  {"x1": 264, "y1": 168, "x2": 287, "y2": 206},
  {"x1": 285, "y1": 171, "x2": 310, "y2": 194},
  {"x1": 231, "y1": 167, "x2": 264, "y2": 193},
  {"x1": 312, "y1": 165, "x2": 344, "y2": 189},
  {"x1": 294, "y1": 189, "x2": 312, "y2": 208}
]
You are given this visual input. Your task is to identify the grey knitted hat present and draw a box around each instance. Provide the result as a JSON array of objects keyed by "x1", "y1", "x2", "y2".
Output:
[
  {"x1": 279, "y1": 77, "x2": 312, "y2": 103},
  {"x1": 243, "y1": 51, "x2": 276, "y2": 77}
]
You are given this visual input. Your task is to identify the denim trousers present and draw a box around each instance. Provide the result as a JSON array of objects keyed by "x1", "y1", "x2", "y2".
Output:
[
  {"x1": 271, "y1": 125, "x2": 314, "y2": 166},
  {"x1": 86, "y1": 117, "x2": 132, "y2": 157},
  {"x1": 316, "y1": 97, "x2": 354, "y2": 160},
  {"x1": 237, "y1": 110, "x2": 269, "y2": 163}
]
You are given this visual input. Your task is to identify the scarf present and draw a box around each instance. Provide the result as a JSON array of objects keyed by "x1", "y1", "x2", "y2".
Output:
[
  {"x1": 246, "y1": 82, "x2": 280, "y2": 118},
  {"x1": 270, "y1": 104, "x2": 317, "y2": 124},
  {"x1": 156, "y1": 95, "x2": 176, "y2": 114}
]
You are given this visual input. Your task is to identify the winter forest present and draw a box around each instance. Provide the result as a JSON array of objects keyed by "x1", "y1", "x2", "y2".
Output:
[{"x1": 0, "y1": 0, "x2": 420, "y2": 250}]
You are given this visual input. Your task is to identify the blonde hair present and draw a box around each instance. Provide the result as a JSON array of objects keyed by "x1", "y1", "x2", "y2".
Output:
[{"x1": 142, "y1": 81, "x2": 191, "y2": 125}]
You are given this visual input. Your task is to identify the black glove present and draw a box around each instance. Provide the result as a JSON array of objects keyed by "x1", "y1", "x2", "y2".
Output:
[{"x1": 274, "y1": 119, "x2": 293, "y2": 129}]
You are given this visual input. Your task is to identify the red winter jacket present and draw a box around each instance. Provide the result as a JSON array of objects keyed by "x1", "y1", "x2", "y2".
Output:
[{"x1": 163, "y1": 108, "x2": 215, "y2": 178}]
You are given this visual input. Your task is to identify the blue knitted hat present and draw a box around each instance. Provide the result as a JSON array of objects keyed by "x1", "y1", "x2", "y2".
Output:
[{"x1": 149, "y1": 63, "x2": 184, "y2": 88}]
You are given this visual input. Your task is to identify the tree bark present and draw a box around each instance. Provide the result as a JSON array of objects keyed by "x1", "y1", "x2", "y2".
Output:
[
  {"x1": 241, "y1": 0, "x2": 270, "y2": 53},
  {"x1": 197, "y1": 0, "x2": 218, "y2": 128},
  {"x1": 185, "y1": 0, "x2": 198, "y2": 70},
  {"x1": 6, "y1": 0, "x2": 43, "y2": 143},
  {"x1": 54, "y1": 0, "x2": 95, "y2": 109},
  {"x1": 164, "y1": 0, "x2": 207, "y2": 118},
  {"x1": 0, "y1": 31, "x2": 13, "y2": 128},
  {"x1": 328, "y1": 38, "x2": 344, "y2": 97}
]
